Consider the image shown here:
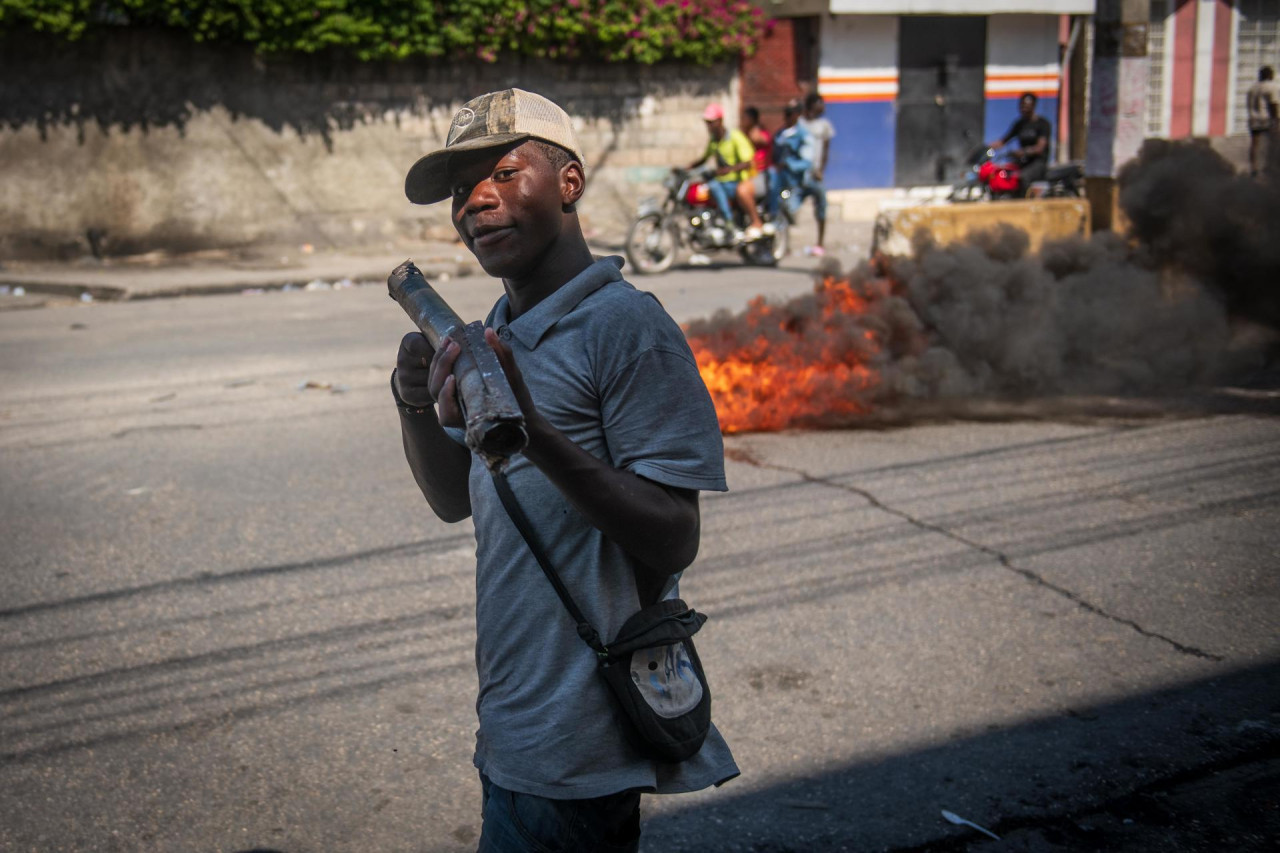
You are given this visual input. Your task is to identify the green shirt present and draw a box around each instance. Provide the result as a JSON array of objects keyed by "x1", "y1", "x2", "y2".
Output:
[{"x1": 704, "y1": 129, "x2": 756, "y2": 183}]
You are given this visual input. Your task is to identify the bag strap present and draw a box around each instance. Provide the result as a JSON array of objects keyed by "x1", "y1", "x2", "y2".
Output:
[{"x1": 490, "y1": 469, "x2": 609, "y2": 658}]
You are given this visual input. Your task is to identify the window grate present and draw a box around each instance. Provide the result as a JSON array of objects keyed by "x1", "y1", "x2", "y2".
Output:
[{"x1": 1147, "y1": 0, "x2": 1170, "y2": 137}]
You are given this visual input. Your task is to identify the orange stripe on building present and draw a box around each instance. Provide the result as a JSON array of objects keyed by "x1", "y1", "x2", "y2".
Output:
[
  {"x1": 823, "y1": 92, "x2": 899, "y2": 103},
  {"x1": 985, "y1": 89, "x2": 1060, "y2": 99},
  {"x1": 985, "y1": 72, "x2": 1059, "y2": 82},
  {"x1": 1171, "y1": 0, "x2": 1197, "y2": 138}
]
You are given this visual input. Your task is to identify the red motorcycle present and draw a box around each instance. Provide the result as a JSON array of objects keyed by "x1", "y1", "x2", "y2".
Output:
[
  {"x1": 625, "y1": 167, "x2": 789, "y2": 274},
  {"x1": 950, "y1": 146, "x2": 1084, "y2": 201}
]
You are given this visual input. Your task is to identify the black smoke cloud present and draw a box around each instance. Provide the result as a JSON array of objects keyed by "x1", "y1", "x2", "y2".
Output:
[
  {"x1": 1118, "y1": 138, "x2": 1280, "y2": 329},
  {"x1": 685, "y1": 140, "x2": 1275, "y2": 427},
  {"x1": 887, "y1": 225, "x2": 1230, "y2": 400}
]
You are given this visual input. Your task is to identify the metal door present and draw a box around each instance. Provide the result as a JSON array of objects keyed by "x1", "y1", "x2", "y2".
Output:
[{"x1": 894, "y1": 16, "x2": 988, "y2": 186}]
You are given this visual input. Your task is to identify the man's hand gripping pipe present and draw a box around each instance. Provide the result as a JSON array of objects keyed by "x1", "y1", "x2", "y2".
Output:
[{"x1": 387, "y1": 260, "x2": 527, "y2": 470}]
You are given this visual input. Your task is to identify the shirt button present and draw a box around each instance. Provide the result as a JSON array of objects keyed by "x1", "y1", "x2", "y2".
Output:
[{"x1": 498, "y1": 326, "x2": 512, "y2": 341}]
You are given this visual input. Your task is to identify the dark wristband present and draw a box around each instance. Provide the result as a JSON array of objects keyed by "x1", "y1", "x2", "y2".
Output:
[{"x1": 390, "y1": 368, "x2": 434, "y2": 416}]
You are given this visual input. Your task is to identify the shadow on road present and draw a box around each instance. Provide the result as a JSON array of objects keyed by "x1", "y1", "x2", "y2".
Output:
[{"x1": 641, "y1": 660, "x2": 1280, "y2": 852}]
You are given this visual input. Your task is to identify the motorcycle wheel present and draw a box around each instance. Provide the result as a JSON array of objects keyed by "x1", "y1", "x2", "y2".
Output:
[
  {"x1": 739, "y1": 218, "x2": 788, "y2": 267},
  {"x1": 625, "y1": 213, "x2": 677, "y2": 275}
]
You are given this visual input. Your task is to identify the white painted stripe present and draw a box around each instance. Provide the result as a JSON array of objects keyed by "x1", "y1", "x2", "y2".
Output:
[
  {"x1": 820, "y1": 82, "x2": 900, "y2": 97},
  {"x1": 1227, "y1": 0, "x2": 1242, "y2": 133},
  {"x1": 817, "y1": 67, "x2": 898, "y2": 80},
  {"x1": 986, "y1": 79, "x2": 1060, "y2": 95},
  {"x1": 1193, "y1": 0, "x2": 1216, "y2": 136},
  {"x1": 985, "y1": 63, "x2": 1059, "y2": 77},
  {"x1": 1161, "y1": 1, "x2": 1175, "y2": 138}
]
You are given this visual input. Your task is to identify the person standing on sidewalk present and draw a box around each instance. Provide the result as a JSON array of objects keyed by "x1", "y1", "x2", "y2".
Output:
[
  {"x1": 391, "y1": 88, "x2": 738, "y2": 853},
  {"x1": 1247, "y1": 66, "x2": 1279, "y2": 176},
  {"x1": 768, "y1": 99, "x2": 813, "y2": 219},
  {"x1": 798, "y1": 92, "x2": 834, "y2": 256}
]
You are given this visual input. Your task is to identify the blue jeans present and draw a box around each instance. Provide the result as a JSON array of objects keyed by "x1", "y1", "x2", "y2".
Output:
[
  {"x1": 771, "y1": 166, "x2": 803, "y2": 217},
  {"x1": 478, "y1": 774, "x2": 641, "y2": 853},
  {"x1": 705, "y1": 179, "x2": 738, "y2": 223}
]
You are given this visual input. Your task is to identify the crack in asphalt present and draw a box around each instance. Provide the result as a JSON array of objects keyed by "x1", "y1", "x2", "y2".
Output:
[{"x1": 731, "y1": 452, "x2": 1223, "y2": 663}]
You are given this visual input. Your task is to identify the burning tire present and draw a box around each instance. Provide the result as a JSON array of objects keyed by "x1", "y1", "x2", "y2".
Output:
[{"x1": 625, "y1": 213, "x2": 678, "y2": 275}]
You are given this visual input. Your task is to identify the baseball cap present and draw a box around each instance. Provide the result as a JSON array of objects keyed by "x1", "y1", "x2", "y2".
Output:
[
  {"x1": 702, "y1": 103, "x2": 725, "y2": 122},
  {"x1": 404, "y1": 88, "x2": 585, "y2": 205}
]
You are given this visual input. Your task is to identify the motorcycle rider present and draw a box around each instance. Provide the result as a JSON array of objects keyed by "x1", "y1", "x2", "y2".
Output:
[
  {"x1": 683, "y1": 103, "x2": 767, "y2": 242},
  {"x1": 987, "y1": 92, "x2": 1051, "y2": 196},
  {"x1": 743, "y1": 105, "x2": 773, "y2": 207}
]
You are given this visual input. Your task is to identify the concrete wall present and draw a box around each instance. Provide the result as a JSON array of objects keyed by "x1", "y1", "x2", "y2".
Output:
[
  {"x1": 0, "y1": 30, "x2": 737, "y2": 259},
  {"x1": 819, "y1": 14, "x2": 900, "y2": 189}
]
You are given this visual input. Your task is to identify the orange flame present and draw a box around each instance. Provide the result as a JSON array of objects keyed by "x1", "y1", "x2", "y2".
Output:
[{"x1": 686, "y1": 274, "x2": 898, "y2": 433}]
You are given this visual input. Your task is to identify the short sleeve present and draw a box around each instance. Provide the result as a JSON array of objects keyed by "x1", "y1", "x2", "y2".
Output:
[{"x1": 599, "y1": 346, "x2": 727, "y2": 493}]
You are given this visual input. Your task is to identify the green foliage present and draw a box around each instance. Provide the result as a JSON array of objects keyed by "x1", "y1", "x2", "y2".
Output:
[{"x1": 0, "y1": 0, "x2": 767, "y2": 63}]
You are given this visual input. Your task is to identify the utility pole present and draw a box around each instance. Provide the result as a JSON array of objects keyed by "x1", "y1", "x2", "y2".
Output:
[{"x1": 1085, "y1": 0, "x2": 1150, "y2": 232}]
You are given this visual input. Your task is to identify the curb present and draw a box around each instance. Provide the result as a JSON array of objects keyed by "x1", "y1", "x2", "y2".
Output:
[{"x1": 0, "y1": 256, "x2": 474, "y2": 303}]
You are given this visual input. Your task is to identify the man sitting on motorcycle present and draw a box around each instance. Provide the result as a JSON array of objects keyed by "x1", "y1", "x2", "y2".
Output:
[
  {"x1": 987, "y1": 92, "x2": 1051, "y2": 197},
  {"x1": 684, "y1": 103, "x2": 768, "y2": 242}
]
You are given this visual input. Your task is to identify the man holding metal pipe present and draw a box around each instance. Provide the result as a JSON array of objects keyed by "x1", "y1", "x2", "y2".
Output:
[{"x1": 389, "y1": 89, "x2": 737, "y2": 852}]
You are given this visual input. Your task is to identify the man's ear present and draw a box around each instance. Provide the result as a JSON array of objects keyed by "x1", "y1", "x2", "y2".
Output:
[{"x1": 561, "y1": 161, "x2": 586, "y2": 208}]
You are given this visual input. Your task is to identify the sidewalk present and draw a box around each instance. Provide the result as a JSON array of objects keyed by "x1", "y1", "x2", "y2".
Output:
[
  {"x1": 0, "y1": 216, "x2": 876, "y2": 309},
  {"x1": 0, "y1": 239, "x2": 478, "y2": 305}
]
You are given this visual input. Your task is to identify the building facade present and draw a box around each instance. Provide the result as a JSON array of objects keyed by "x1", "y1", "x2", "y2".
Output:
[
  {"x1": 1145, "y1": 0, "x2": 1280, "y2": 140},
  {"x1": 752, "y1": 0, "x2": 1279, "y2": 190},
  {"x1": 770, "y1": 1, "x2": 1094, "y2": 189}
]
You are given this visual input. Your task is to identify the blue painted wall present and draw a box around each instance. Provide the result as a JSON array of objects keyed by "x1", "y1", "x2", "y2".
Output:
[{"x1": 823, "y1": 101, "x2": 897, "y2": 189}]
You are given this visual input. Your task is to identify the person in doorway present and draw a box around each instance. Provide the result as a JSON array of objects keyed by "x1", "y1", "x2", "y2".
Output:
[
  {"x1": 394, "y1": 88, "x2": 738, "y2": 853},
  {"x1": 684, "y1": 103, "x2": 767, "y2": 241},
  {"x1": 1247, "y1": 66, "x2": 1279, "y2": 176},
  {"x1": 988, "y1": 91, "x2": 1051, "y2": 197},
  {"x1": 798, "y1": 92, "x2": 834, "y2": 256},
  {"x1": 769, "y1": 99, "x2": 813, "y2": 219}
]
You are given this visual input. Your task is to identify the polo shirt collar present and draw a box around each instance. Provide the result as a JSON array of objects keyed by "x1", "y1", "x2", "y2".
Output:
[{"x1": 491, "y1": 256, "x2": 624, "y2": 349}]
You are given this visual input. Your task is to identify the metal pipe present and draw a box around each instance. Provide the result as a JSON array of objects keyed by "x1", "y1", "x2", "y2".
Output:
[{"x1": 387, "y1": 260, "x2": 527, "y2": 469}]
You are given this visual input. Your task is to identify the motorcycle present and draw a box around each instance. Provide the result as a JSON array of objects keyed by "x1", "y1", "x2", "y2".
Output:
[
  {"x1": 624, "y1": 168, "x2": 789, "y2": 274},
  {"x1": 949, "y1": 146, "x2": 1085, "y2": 202}
]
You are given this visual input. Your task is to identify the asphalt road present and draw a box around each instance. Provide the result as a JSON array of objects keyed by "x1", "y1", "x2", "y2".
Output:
[{"x1": 1, "y1": 262, "x2": 1277, "y2": 853}]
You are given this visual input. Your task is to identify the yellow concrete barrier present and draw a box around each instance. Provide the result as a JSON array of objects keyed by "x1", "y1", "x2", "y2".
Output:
[{"x1": 871, "y1": 198, "x2": 1092, "y2": 257}]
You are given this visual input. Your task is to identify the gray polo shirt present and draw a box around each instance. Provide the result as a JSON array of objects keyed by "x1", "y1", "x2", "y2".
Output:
[{"x1": 462, "y1": 256, "x2": 738, "y2": 799}]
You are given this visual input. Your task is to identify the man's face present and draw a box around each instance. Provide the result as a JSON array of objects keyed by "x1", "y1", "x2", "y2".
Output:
[
  {"x1": 807, "y1": 99, "x2": 824, "y2": 119},
  {"x1": 448, "y1": 141, "x2": 568, "y2": 280},
  {"x1": 705, "y1": 118, "x2": 724, "y2": 140},
  {"x1": 1019, "y1": 96, "x2": 1035, "y2": 118},
  {"x1": 784, "y1": 110, "x2": 799, "y2": 128}
]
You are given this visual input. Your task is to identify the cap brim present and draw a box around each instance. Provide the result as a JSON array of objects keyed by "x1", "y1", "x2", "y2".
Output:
[{"x1": 404, "y1": 132, "x2": 532, "y2": 204}]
